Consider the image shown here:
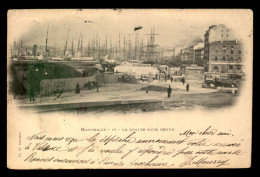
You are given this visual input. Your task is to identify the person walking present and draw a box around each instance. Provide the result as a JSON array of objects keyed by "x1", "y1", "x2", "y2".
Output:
[
  {"x1": 29, "y1": 86, "x2": 35, "y2": 101},
  {"x1": 75, "y1": 83, "x2": 80, "y2": 94},
  {"x1": 96, "y1": 84, "x2": 99, "y2": 92},
  {"x1": 186, "y1": 83, "x2": 189, "y2": 92},
  {"x1": 28, "y1": 67, "x2": 36, "y2": 101},
  {"x1": 182, "y1": 77, "x2": 185, "y2": 85},
  {"x1": 167, "y1": 85, "x2": 172, "y2": 98},
  {"x1": 171, "y1": 76, "x2": 173, "y2": 83}
]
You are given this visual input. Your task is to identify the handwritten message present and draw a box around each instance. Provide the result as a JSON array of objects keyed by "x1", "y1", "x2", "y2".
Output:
[{"x1": 19, "y1": 126, "x2": 245, "y2": 168}]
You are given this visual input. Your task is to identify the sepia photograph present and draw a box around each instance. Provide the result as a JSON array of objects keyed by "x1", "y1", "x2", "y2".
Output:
[
  {"x1": 7, "y1": 9, "x2": 253, "y2": 169},
  {"x1": 7, "y1": 9, "x2": 248, "y2": 113}
]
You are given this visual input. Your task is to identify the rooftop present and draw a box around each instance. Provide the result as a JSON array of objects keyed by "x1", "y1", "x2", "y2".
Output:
[{"x1": 209, "y1": 40, "x2": 242, "y2": 45}]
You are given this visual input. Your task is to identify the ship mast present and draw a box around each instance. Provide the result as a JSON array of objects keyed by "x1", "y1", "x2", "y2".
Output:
[
  {"x1": 45, "y1": 23, "x2": 49, "y2": 59},
  {"x1": 71, "y1": 39, "x2": 74, "y2": 57},
  {"x1": 115, "y1": 42, "x2": 117, "y2": 59},
  {"x1": 135, "y1": 32, "x2": 137, "y2": 60},
  {"x1": 128, "y1": 34, "x2": 131, "y2": 60},
  {"x1": 87, "y1": 41, "x2": 90, "y2": 57},
  {"x1": 124, "y1": 35, "x2": 126, "y2": 61},
  {"x1": 118, "y1": 32, "x2": 120, "y2": 60},
  {"x1": 80, "y1": 33, "x2": 83, "y2": 56},
  {"x1": 144, "y1": 26, "x2": 159, "y2": 63},
  {"x1": 64, "y1": 25, "x2": 70, "y2": 57},
  {"x1": 109, "y1": 36, "x2": 112, "y2": 59},
  {"x1": 105, "y1": 34, "x2": 107, "y2": 55},
  {"x1": 76, "y1": 32, "x2": 82, "y2": 57}
]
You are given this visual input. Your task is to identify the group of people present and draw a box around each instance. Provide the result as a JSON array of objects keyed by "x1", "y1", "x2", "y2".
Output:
[{"x1": 167, "y1": 78, "x2": 190, "y2": 98}]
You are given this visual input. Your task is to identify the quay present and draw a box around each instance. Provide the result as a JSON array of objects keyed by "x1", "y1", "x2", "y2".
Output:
[{"x1": 18, "y1": 98, "x2": 164, "y2": 113}]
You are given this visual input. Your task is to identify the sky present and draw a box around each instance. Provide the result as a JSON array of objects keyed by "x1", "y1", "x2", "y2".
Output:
[{"x1": 7, "y1": 9, "x2": 252, "y2": 49}]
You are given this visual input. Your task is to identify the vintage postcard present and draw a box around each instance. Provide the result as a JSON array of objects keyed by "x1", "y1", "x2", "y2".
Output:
[{"x1": 7, "y1": 9, "x2": 253, "y2": 169}]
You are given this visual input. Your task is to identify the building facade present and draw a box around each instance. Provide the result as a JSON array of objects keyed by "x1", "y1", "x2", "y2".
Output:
[
  {"x1": 178, "y1": 42, "x2": 204, "y2": 64},
  {"x1": 194, "y1": 43, "x2": 204, "y2": 66},
  {"x1": 185, "y1": 65, "x2": 205, "y2": 81},
  {"x1": 194, "y1": 48, "x2": 204, "y2": 66},
  {"x1": 204, "y1": 24, "x2": 236, "y2": 44},
  {"x1": 203, "y1": 25, "x2": 243, "y2": 78},
  {"x1": 180, "y1": 45, "x2": 194, "y2": 63}
]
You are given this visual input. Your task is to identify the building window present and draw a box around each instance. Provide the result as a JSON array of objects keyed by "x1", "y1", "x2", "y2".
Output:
[
  {"x1": 215, "y1": 56, "x2": 218, "y2": 61},
  {"x1": 231, "y1": 50, "x2": 233, "y2": 54},
  {"x1": 237, "y1": 65, "x2": 241, "y2": 70},
  {"x1": 230, "y1": 57, "x2": 233, "y2": 61},
  {"x1": 214, "y1": 66, "x2": 218, "y2": 72},
  {"x1": 238, "y1": 57, "x2": 241, "y2": 61},
  {"x1": 223, "y1": 56, "x2": 226, "y2": 61},
  {"x1": 239, "y1": 50, "x2": 241, "y2": 54},
  {"x1": 223, "y1": 50, "x2": 226, "y2": 54},
  {"x1": 216, "y1": 50, "x2": 218, "y2": 54},
  {"x1": 221, "y1": 66, "x2": 227, "y2": 73},
  {"x1": 229, "y1": 65, "x2": 233, "y2": 69}
]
